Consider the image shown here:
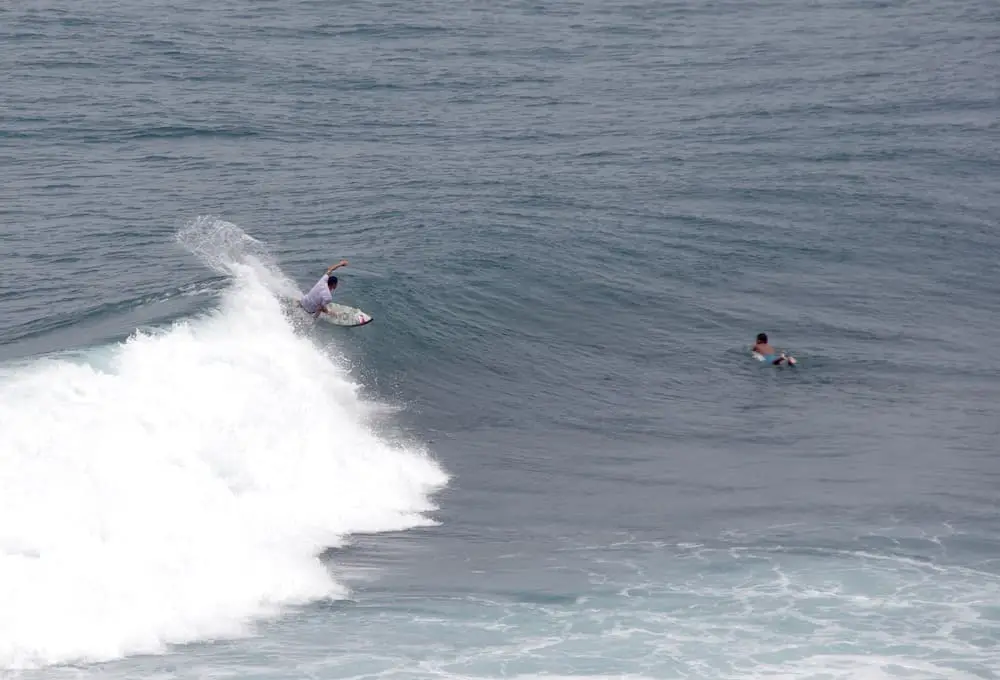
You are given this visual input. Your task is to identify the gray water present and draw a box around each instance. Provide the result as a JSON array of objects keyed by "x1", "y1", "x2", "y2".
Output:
[{"x1": 2, "y1": 0, "x2": 999, "y2": 678}]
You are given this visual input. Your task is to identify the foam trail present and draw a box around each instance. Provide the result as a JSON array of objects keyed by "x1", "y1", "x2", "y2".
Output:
[{"x1": 0, "y1": 218, "x2": 448, "y2": 669}]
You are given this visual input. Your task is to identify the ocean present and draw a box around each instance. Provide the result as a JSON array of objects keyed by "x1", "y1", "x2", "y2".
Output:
[{"x1": 1, "y1": 0, "x2": 998, "y2": 678}]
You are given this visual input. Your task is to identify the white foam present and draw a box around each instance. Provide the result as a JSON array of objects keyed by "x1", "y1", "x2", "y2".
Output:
[{"x1": 0, "y1": 219, "x2": 448, "y2": 670}]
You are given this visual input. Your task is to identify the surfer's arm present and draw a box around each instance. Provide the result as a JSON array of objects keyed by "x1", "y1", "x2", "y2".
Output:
[{"x1": 326, "y1": 260, "x2": 349, "y2": 274}]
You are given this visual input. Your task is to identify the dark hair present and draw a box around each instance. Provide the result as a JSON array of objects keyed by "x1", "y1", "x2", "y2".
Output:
[
  {"x1": 756, "y1": 333, "x2": 768, "y2": 343},
  {"x1": 327, "y1": 275, "x2": 338, "y2": 288}
]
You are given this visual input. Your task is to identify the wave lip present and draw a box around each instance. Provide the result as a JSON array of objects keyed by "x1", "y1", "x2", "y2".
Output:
[{"x1": 0, "y1": 218, "x2": 448, "y2": 670}]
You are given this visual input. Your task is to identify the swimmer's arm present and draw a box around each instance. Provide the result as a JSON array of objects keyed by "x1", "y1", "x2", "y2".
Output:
[{"x1": 326, "y1": 259, "x2": 349, "y2": 274}]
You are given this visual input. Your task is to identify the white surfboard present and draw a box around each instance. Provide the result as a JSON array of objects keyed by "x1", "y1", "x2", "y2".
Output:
[
  {"x1": 319, "y1": 302, "x2": 373, "y2": 327},
  {"x1": 752, "y1": 351, "x2": 796, "y2": 366}
]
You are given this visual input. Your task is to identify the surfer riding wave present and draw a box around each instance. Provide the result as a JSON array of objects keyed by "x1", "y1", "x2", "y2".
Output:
[{"x1": 300, "y1": 260, "x2": 348, "y2": 318}]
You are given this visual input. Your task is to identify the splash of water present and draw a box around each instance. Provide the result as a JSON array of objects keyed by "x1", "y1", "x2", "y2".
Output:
[{"x1": 0, "y1": 217, "x2": 448, "y2": 669}]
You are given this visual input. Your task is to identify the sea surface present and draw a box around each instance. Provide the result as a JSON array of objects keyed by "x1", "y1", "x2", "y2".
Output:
[{"x1": 1, "y1": 0, "x2": 999, "y2": 678}]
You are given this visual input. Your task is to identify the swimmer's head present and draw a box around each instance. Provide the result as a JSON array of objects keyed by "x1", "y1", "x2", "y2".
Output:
[{"x1": 756, "y1": 333, "x2": 768, "y2": 344}]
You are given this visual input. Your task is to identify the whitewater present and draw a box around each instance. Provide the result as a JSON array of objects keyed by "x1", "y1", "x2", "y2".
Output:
[{"x1": 0, "y1": 219, "x2": 448, "y2": 670}]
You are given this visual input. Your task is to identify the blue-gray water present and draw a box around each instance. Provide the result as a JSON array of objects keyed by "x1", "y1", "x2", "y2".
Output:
[{"x1": 2, "y1": 0, "x2": 999, "y2": 678}]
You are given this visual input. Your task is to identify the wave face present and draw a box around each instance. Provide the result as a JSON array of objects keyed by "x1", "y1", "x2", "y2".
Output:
[{"x1": 0, "y1": 218, "x2": 448, "y2": 670}]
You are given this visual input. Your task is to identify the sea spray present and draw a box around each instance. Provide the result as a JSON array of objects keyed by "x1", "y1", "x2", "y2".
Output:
[{"x1": 0, "y1": 218, "x2": 448, "y2": 669}]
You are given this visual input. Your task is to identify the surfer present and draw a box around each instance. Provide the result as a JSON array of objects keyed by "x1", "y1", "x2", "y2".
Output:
[
  {"x1": 300, "y1": 260, "x2": 348, "y2": 317},
  {"x1": 752, "y1": 333, "x2": 796, "y2": 366}
]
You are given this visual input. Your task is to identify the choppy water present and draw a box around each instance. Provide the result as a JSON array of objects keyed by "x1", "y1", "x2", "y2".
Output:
[{"x1": 2, "y1": 0, "x2": 999, "y2": 678}]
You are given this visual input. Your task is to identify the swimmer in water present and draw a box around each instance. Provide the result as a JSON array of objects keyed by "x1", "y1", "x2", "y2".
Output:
[{"x1": 752, "y1": 333, "x2": 797, "y2": 366}]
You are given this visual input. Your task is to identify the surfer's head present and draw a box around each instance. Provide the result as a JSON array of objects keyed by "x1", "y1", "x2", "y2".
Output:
[
  {"x1": 327, "y1": 275, "x2": 338, "y2": 289},
  {"x1": 756, "y1": 333, "x2": 768, "y2": 344}
]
